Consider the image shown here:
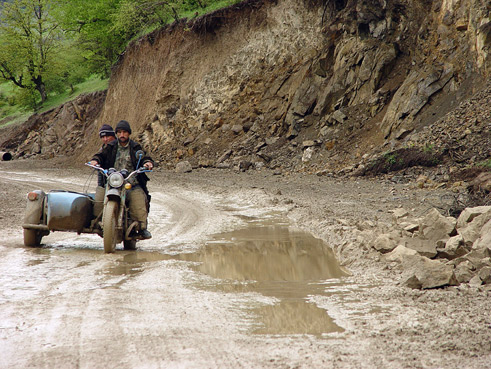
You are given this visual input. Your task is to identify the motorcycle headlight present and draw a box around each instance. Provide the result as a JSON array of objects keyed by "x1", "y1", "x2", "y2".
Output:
[{"x1": 108, "y1": 172, "x2": 124, "y2": 188}]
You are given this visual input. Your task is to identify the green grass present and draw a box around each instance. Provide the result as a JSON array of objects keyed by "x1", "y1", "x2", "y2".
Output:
[
  {"x1": 477, "y1": 159, "x2": 491, "y2": 169},
  {"x1": 39, "y1": 77, "x2": 108, "y2": 114},
  {"x1": 132, "y1": 0, "x2": 242, "y2": 40},
  {"x1": 0, "y1": 76, "x2": 108, "y2": 128}
]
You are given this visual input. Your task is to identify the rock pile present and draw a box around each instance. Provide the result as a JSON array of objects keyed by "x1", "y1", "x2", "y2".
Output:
[
  {"x1": 0, "y1": 91, "x2": 106, "y2": 160},
  {"x1": 372, "y1": 206, "x2": 491, "y2": 289}
]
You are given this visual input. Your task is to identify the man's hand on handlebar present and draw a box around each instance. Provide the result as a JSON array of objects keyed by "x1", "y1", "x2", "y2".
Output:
[
  {"x1": 88, "y1": 160, "x2": 99, "y2": 167},
  {"x1": 143, "y1": 162, "x2": 153, "y2": 170}
]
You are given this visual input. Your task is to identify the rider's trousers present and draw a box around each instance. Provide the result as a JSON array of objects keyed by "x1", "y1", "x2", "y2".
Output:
[
  {"x1": 93, "y1": 186, "x2": 105, "y2": 217},
  {"x1": 94, "y1": 186, "x2": 148, "y2": 230},
  {"x1": 128, "y1": 187, "x2": 148, "y2": 230}
]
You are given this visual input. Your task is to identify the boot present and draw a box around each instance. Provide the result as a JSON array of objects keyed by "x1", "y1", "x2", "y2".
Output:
[{"x1": 138, "y1": 229, "x2": 152, "y2": 239}]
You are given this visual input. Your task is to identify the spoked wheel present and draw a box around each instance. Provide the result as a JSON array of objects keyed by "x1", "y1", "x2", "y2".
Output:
[
  {"x1": 23, "y1": 229, "x2": 42, "y2": 247},
  {"x1": 102, "y1": 201, "x2": 118, "y2": 253}
]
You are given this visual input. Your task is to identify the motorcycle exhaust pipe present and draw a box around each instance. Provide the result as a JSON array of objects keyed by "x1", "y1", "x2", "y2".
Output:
[{"x1": 0, "y1": 151, "x2": 12, "y2": 161}]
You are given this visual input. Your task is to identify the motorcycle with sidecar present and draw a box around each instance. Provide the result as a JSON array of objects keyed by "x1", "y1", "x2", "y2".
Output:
[{"x1": 22, "y1": 150, "x2": 152, "y2": 253}]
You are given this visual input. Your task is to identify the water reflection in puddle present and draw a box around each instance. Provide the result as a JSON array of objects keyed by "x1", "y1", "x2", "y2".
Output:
[
  {"x1": 185, "y1": 224, "x2": 349, "y2": 336},
  {"x1": 40, "y1": 219, "x2": 350, "y2": 336}
]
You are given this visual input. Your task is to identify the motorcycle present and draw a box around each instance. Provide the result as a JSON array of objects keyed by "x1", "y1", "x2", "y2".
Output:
[{"x1": 22, "y1": 150, "x2": 152, "y2": 253}]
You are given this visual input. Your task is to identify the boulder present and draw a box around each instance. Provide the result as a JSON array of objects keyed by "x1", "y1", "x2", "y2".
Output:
[
  {"x1": 385, "y1": 245, "x2": 418, "y2": 262},
  {"x1": 372, "y1": 233, "x2": 398, "y2": 253},
  {"x1": 458, "y1": 210, "x2": 491, "y2": 247},
  {"x1": 478, "y1": 267, "x2": 491, "y2": 284},
  {"x1": 175, "y1": 161, "x2": 192, "y2": 173},
  {"x1": 456, "y1": 206, "x2": 491, "y2": 228},
  {"x1": 401, "y1": 255, "x2": 458, "y2": 289},
  {"x1": 453, "y1": 261, "x2": 475, "y2": 284},
  {"x1": 437, "y1": 234, "x2": 469, "y2": 260},
  {"x1": 402, "y1": 237, "x2": 438, "y2": 258},
  {"x1": 471, "y1": 218, "x2": 491, "y2": 254},
  {"x1": 419, "y1": 208, "x2": 456, "y2": 241},
  {"x1": 469, "y1": 275, "x2": 483, "y2": 287}
]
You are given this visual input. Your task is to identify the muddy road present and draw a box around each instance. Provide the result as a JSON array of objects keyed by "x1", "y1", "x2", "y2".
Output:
[{"x1": 0, "y1": 160, "x2": 490, "y2": 368}]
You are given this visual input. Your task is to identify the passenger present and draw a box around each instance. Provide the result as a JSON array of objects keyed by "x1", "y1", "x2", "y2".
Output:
[
  {"x1": 93, "y1": 124, "x2": 116, "y2": 218},
  {"x1": 89, "y1": 120, "x2": 154, "y2": 239}
]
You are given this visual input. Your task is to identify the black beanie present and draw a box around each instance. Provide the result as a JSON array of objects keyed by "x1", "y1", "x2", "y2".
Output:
[
  {"x1": 99, "y1": 124, "x2": 115, "y2": 137},
  {"x1": 115, "y1": 120, "x2": 132, "y2": 134}
]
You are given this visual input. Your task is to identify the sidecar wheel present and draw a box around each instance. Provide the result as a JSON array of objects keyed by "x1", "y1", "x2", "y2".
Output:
[
  {"x1": 103, "y1": 201, "x2": 118, "y2": 253},
  {"x1": 123, "y1": 239, "x2": 137, "y2": 250},
  {"x1": 24, "y1": 229, "x2": 42, "y2": 247}
]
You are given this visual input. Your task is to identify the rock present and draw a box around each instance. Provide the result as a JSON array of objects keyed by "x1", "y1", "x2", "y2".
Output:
[
  {"x1": 419, "y1": 208, "x2": 456, "y2": 241},
  {"x1": 372, "y1": 233, "x2": 398, "y2": 253},
  {"x1": 453, "y1": 261, "x2": 475, "y2": 283},
  {"x1": 401, "y1": 255, "x2": 458, "y2": 289},
  {"x1": 302, "y1": 140, "x2": 316, "y2": 148},
  {"x1": 402, "y1": 223, "x2": 419, "y2": 233},
  {"x1": 456, "y1": 206, "x2": 491, "y2": 228},
  {"x1": 478, "y1": 266, "x2": 491, "y2": 284},
  {"x1": 331, "y1": 110, "x2": 347, "y2": 124},
  {"x1": 385, "y1": 245, "x2": 418, "y2": 262},
  {"x1": 231, "y1": 124, "x2": 243, "y2": 134},
  {"x1": 402, "y1": 237, "x2": 438, "y2": 258},
  {"x1": 458, "y1": 210, "x2": 491, "y2": 247},
  {"x1": 468, "y1": 172, "x2": 491, "y2": 193},
  {"x1": 381, "y1": 65, "x2": 454, "y2": 138},
  {"x1": 302, "y1": 147, "x2": 314, "y2": 163},
  {"x1": 468, "y1": 275, "x2": 482, "y2": 287},
  {"x1": 217, "y1": 149, "x2": 232, "y2": 164},
  {"x1": 390, "y1": 208, "x2": 409, "y2": 221},
  {"x1": 471, "y1": 218, "x2": 491, "y2": 253},
  {"x1": 437, "y1": 234, "x2": 468, "y2": 260},
  {"x1": 239, "y1": 161, "x2": 253, "y2": 172},
  {"x1": 175, "y1": 161, "x2": 192, "y2": 173}
]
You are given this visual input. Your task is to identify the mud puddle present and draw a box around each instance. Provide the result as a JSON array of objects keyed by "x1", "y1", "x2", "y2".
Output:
[{"x1": 105, "y1": 217, "x2": 350, "y2": 336}]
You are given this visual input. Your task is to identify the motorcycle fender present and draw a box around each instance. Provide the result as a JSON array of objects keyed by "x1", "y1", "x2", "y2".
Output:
[
  {"x1": 23, "y1": 190, "x2": 46, "y2": 226},
  {"x1": 105, "y1": 188, "x2": 121, "y2": 202}
]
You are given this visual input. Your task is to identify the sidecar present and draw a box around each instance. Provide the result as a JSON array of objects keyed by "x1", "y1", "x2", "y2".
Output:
[{"x1": 22, "y1": 190, "x2": 101, "y2": 246}]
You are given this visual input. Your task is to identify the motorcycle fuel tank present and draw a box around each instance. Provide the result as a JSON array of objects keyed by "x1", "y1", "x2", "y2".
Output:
[{"x1": 46, "y1": 191, "x2": 93, "y2": 232}]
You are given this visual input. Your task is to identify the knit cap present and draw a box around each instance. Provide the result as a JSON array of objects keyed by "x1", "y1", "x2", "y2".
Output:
[
  {"x1": 99, "y1": 124, "x2": 115, "y2": 137},
  {"x1": 115, "y1": 120, "x2": 132, "y2": 134}
]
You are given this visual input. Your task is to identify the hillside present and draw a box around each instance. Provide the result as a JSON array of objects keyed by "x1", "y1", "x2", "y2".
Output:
[{"x1": 0, "y1": 0, "x2": 490, "y2": 197}]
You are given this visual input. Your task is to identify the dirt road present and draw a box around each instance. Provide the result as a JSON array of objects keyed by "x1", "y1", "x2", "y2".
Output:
[{"x1": 0, "y1": 160, "x2": 489, "y2": 368}]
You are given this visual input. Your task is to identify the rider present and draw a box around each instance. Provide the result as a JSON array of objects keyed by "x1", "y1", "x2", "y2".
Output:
[
  {"x1": 93, "y1": 124, "x2": 116, "y2": 218},
  {"x1": 89, "y1": 120, "x2": 154, "y2": 240}
]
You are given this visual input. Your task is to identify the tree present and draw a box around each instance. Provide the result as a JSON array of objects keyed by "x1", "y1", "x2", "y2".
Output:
[
  {"x1": 0, "y1": 0, "x2": 64, "y2": 106},
  {"x1": 59, "y1": 0, "x2": 127, "y2": 78}
]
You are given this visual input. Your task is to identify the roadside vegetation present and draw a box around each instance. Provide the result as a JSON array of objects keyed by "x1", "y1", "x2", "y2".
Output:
[{"x1": 0, "y1": 0, "x2": 240, "y2": 126}]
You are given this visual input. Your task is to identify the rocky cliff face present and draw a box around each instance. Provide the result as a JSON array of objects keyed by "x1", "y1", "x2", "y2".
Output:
[
  {"x1": 95, "y1": 0, "x2": 490, "y2": 173},
  {"x1": 2, "y1": 0, "x2": 490, "y2": 177}
]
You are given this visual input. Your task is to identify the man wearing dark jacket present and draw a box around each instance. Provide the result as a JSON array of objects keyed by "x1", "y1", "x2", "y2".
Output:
[
  {"x1": 89, "y1": 120, "x2": 154, "y2": 239},
  {"x1": 93, "y1": 124, "x2": 117, "y2": 218}
]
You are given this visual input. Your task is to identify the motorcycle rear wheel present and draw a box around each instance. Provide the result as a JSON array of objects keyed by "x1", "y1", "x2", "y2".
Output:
[{"x1": 103, "y1": 201, "x2": 118, "y2": 253}]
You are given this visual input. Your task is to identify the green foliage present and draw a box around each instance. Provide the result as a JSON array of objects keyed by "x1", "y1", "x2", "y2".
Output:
[
  {"x1": 0, "y1": 0, "x2": 67, "y2": 106},
  {"x1": 423, "y1": 143, "x2": 435, "y2": 153},
  {"x1": 477, "y1": 159, "x2": 491, "y2": 169},
  {"x1": 0, "y1": 0, "x2": 243, "y2": 118}
]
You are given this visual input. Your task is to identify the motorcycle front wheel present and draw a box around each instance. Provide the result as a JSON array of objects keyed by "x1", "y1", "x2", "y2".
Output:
[
  {"x1": 23, "y1": 229, "x2": 42, "y2": 247},
  {"x1": 103, "y1": 200, "x2": 118, "y2": 253}
]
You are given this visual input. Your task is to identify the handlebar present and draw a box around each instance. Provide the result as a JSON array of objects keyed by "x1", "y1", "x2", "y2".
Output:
[{"x1": 85, "y1": 163, "x2": 152, "y2": 179}]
